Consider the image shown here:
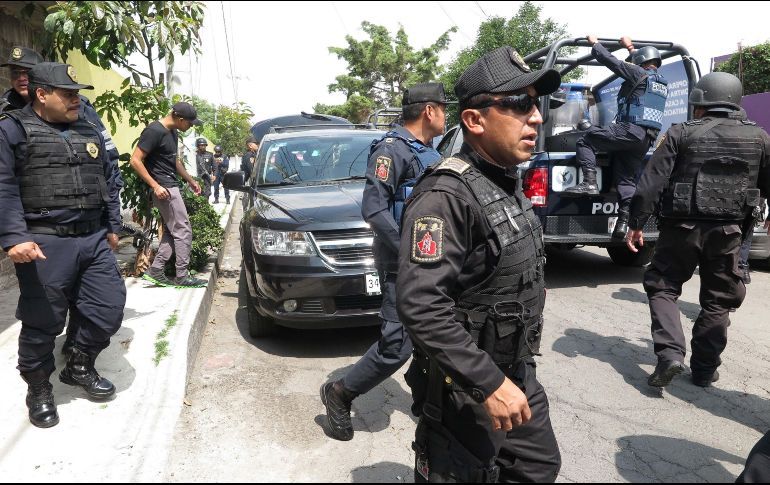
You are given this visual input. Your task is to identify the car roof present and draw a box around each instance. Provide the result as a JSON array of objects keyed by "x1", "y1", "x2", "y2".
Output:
[{"x1": 261, "y1": 128, "x2": 386, "y2": 143}]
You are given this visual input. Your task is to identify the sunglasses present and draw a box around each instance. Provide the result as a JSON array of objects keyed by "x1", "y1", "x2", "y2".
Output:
[
  {"x1": 470, "y1": 93, "x2": 539, "y2": 114},
  {"x1": 10, "y1": 68, "x2": 29, "y2": 79}
]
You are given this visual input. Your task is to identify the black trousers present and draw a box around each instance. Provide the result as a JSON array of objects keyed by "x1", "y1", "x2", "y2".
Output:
[
  {"x1": 643, "y1": 221, "x2": 746, "y2": 374},
  {"x1": 412, "y1": 362, "x2": 561, "y2": 483},
  {"x1": 14, "y1": 228, "x2": 126, "y2": 374},
  {"x1": 576, "y1": 123, "x2": 652, "y2": 208},
  {"x1": 737, "y1": 431, "x2": 770, "y2": 483},
  {"x1": 213, "y1": 175, "x2": 229, "y2": 202}
]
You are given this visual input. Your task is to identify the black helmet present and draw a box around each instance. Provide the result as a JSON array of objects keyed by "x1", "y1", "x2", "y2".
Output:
[
  {"x1": 630, "y1": 46, "x2": 661, "y2": 68},
  {"x1": 689, "y1": 72, "x2": 743, "y2": 113},
  {"x1": 196, "y1": 137, "x2": 207, "y2": 146},
  {"x1": 214, "y1": 145, "x2": 222, "y2": 153}
]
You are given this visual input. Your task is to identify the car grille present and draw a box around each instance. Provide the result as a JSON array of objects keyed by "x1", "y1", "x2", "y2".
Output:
[
  {"x1": 335, "y1": 295, "x2": 383, "y2": 311},
  {"x1": 310, "y1": 228, "x2": 375, "y2": 267},
  {"x1": 299, "y1": 299, "x2": 324, "y2": 314}
]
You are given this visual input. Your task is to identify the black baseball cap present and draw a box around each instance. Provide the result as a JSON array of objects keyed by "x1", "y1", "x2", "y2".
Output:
[
  {"x1": 28, "y1": 62, "x2": 93, "y2": 90},
  {"x1": 172, "y1": 102, "x2": 202, "y2": 126},
  {"x1": 246, "y1": 135, "x2": 258, "y2": 144},
  {"x1": 455, "y1": 46, "x2": 561, "y2": 106},
  {"x1": 402, "y1": 82, "x2": 456, "y2": 105},
  {"x1": 1, "y1": 46, "x2": 43, "y2": 69}
]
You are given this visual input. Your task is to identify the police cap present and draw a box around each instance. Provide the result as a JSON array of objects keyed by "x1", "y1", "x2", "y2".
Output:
[
  {"x1": 28, "y1": 62, "x2": 93, "y2": 90},
  {"x1": 196, "y1": 137, "x2": 207, "y2": 146},
  {"x1": 214, "y1": 145, "x2": 222, "y2": 152},
  {"x1": 454, "y1": 46, "x2": 561, "y2": 106},
  {"x1": 1, "y1": 46, "x2": 43, "y2": 69},
  {"x1": 402, "y1": 82, "x2": 456, "y2": 105}
]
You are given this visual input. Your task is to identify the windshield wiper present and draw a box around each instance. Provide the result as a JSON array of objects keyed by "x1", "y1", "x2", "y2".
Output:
[
  {"x1": 327, "y1": 175, "x2": 367, "y2": 182},
  {"x1": 258, "y1": 180, "x2": 298, "y2": 187}
]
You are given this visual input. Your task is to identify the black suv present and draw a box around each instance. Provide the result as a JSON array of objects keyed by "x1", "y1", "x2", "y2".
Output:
[{"x1": 224, "y1": 128, "x2": 386, "y2": 337}]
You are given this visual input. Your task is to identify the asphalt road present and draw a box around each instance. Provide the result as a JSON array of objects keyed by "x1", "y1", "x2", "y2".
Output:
[{"x1": 167, "y1": 209, "x2": 770, "y2": 482}]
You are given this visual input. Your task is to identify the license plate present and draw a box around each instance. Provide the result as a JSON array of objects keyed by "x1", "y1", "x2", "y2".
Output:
[
  {"x1": 365, "y1": 272, "x2": 381, "y2": 296},
  {"x1": 608, "y1": 217, "x2": 618, "y2": 233}
]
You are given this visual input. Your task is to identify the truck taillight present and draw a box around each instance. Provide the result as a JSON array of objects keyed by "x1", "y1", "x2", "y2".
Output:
[{"x1": 523, "y1": 168, "x2": 548, "y2": 207}]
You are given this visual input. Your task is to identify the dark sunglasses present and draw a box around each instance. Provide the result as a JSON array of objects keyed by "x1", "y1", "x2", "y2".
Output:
[{"x1": 470, "y1": 93, "x2": 539, "y2": 114}]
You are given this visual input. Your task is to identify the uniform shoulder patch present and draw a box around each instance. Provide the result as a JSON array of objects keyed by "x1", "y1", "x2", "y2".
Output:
[
  {"x1": 653, "y1": 133, "x2": 667, "y2": 151},
  {"x1": 435, "y1": 157, "x2": 470, "y2": 175},
  {"x1": 411, "y1": 216, "x2": 444, "y2": 264},
  {"x1": 375, "y1": 156, "x2": 392, "y2": 181}
]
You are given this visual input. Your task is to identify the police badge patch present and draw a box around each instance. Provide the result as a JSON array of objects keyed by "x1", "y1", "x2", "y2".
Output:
[
  {"x1": 11, "y1": 47, "x2": 22, "y2": 60},
  {"x1": 375, "y1": 156, "x2": 391, "y2": 182},
  {"x1": 86, "y1": 142, "x2": 99, "y2": 158},
  {"x1": 67, "y1": 65, "x2": 77, "y2": 82},
  {"x1": 411, "y1": 216, "x2": 444, "y2": 264},
  {"x1": 510, "y1": 49, "x2": 531, "y2": 73},
  {"x1": 654, "y1": 133, "x2": 667, "y2": 151}
]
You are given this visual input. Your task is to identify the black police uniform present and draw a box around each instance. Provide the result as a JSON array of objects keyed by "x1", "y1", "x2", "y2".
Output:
[
  {"x1": 241, "y1": 148, "x2": 256, "y2": 181},
  {"x1": 196, "y1": 149, "x2": 215, "y2": 200},
  {"x1": 341, "y1": 125, "x2": 440, "y2": 395},
  {"x1": 212, "y1": 150, "x2": 230, "y2": 203},
  {"x1": 567, "y1": 44, "x2": 666, "y2": 214},
  {"x1": 629, "y1": 110, "x2": 770, "y2": 380},
  {"x1": 398, "y1": 145, "x2": 561, "y2": 483},
  {"x1": 0, "y1": 103, "x2": 125, "y2": 370}
]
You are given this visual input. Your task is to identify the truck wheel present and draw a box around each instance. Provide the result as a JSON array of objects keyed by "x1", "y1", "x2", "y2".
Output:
[
  {"x1": 247, "y1": 299, "x2": 276, "y2": 338},
  {"x1": 607, "y1": 244, "x2": 655, "y2": 267}
]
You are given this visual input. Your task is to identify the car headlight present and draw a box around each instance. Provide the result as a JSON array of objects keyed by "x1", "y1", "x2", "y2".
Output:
[{"x1": 251, "y1": 227, "x2": 316, "y2": 256}]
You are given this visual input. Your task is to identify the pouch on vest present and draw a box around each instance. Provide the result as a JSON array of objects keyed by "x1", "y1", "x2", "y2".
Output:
[
  {"x1": 485, "y1": 300, "x2": 530, "y2": 365},
  {"x1": 695, "y1": 156, "x2": 750, "y2": 218},
  {"x1": 525, "y1": 315, "x2": 545, "y2": 357},
  {"x1": 672, "y1": 182, "x2": 692, "y2": 215}
]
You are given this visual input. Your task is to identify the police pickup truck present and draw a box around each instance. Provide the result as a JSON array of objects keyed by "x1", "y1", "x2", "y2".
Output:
[{"x1": 437, "y1": 38, "x2": 700, "y2": 266}]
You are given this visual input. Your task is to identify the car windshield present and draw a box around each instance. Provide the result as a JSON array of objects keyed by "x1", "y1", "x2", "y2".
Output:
[{"x1": 256, "y1": 134, "x2": 377, "y2": 186}]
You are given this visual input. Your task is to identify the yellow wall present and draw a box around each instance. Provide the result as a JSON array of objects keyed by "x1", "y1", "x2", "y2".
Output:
[{"x1": 65, "y1": 51, "x2": 144, "y2": 157}]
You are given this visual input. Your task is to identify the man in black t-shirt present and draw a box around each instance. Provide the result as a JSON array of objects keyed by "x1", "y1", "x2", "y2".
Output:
[{"x1": 129, "y1": 101, "x2": 207, "y2": 289}]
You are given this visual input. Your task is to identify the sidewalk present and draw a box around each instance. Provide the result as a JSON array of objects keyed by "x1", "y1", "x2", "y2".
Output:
[{"x1": 0, "y1": 197, "x2": 239, "y2": 482}]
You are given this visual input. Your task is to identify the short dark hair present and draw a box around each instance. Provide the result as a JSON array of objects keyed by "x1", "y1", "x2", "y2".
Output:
[
  {"x1": 27, "y1": 82, "x2": 53, "y2": 104},
  {"x1": 459, "y1": 93, "x2": 492, "y2": 134},
  {"x1": 402, "y1": 101, "x2": 437, "y2": 122}
]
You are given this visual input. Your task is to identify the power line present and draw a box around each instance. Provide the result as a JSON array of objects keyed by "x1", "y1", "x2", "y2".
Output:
[
  {"x1": 331, "y1": 1, "x2": 348, "y2": 34},
  {"x1": 220, "y1": 0, "x2": 238, "y2": 102},
  {"x1": 474, "y1": 1, "x2": 488, "y2": 18},
  {"x1": 437, "y1": 1, "x2": 472, "y2": 42}
]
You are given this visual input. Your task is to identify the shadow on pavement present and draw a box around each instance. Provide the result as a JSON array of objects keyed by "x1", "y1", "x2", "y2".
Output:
[
  {"x1": 611, "y1": 286, "x2": 703, "y2": 323},
  {"x1": 552, "y1": 328, "x2": 770, "y2": 433},
  {"x1": 615, "y1": 434, "x2": 744, "y2": 482},
  {"x1": 544, "y1": 247, "x2": 646, "y2": 290},
  {"x1": 351, "y1": 461, "x2": 414, "y2": 483}
]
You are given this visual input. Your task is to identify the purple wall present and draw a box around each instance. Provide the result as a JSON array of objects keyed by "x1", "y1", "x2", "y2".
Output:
[{"x1": 743, "y1": 92, "x2": 770, "y2": 132}]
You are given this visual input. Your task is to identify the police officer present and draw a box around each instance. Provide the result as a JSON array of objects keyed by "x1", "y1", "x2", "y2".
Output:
[
  {"x1": 212, "y1": 144, "x2": 230, "y2": 204},
  {"x1": 565, "y1": 36, "x2": 669, "y2": 240},
  {"x1": 626, "y1": 72, "x2": 770, "y2": 389},
  {"x1": 737, "y1": 431, "x2": 770, "y2": 483},
  {"x1": 195, "y1": 137, "x2": 215, "y2": 202},
  {"x1": 2, "y1": 46, "x2": 124, "y2": 357},
  {"x1": 241, "y1": 136, "x2": 258, "y2": 181},
  {"x1": 397, "y1": 47, "x2": 562, "y2": 482},
  {"x1": 320, "y1": 83, "x2": 450, "y2": 441},
  {"x1": 0, "y1": 62, "x2": 126, "y2": 428}
]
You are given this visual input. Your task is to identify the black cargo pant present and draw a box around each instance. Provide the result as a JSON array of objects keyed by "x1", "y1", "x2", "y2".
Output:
[
  {"x1": 737, "y1": 431, "x2": 770, "y2": 483},
  {"x1": 576, "y1": 122, "x2": 653, "y2": 209},
  {"x1": 409, "y1": 361, "x2": 561, "y2": 483},
  {"x1": 643, "y1": 220, "x2": 746, "y2": 375},
  {"x1": 15, "y1": 228, "x2": 126, "y2": 375},
  {"x1": 342, "y1": 272, "x2": 413, "y2": 395}
]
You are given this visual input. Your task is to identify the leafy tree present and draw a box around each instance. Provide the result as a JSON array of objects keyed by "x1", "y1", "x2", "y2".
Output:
[
  {"x1": 201, "y1": 103, "x2": 254, "y2": 157},
  {"x1": 315, "y1": 21, "x2": 456, "y2": 123},
  {"x1": 441, "y1": 2, "x2": 578, "y2": 125},
  {"x1": 715, "y1": 42, "x2": 770, "y2": 96}
]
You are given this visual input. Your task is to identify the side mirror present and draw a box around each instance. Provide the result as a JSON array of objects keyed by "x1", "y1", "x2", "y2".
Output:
[
  {"x1": 223, "y1": 171, "x2": 249, "y2": 192},
  {"x1": 549, "y1": 96, "x2": 566, "y2": 110}
]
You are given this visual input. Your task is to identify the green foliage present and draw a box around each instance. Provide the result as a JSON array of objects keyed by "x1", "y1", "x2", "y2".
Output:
[
  {"x1": 153, "y1": 310, "x2": 177, "y2": 365},
  {"x1": 440, "y1": 1, "x2": 579, "y2": 125},
  {"x1": 178, "y1": 179, "x2": 225, "y2": 272},
  {"x1": 94, "y1": 84, "x2": 172, "y2": 135},
  {"x1": 715, "y1": 42, "x2": 770, "y2": 96},
  {"x1": 204, "y1": 104, "x2": 254, "y2": 157},
  {"x1": 315, "y1": 22, "x2": 456, "y2": 123}
]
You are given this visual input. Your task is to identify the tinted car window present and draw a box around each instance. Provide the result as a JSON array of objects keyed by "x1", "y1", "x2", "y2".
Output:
[
  {"x1": 257, "y1": 135, "x2": 377, "y2": 186},
  {"x1": 437, "y1": 127, "x2": 457, "y2": 157}
]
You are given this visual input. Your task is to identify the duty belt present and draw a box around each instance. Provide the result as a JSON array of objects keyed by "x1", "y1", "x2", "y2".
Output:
[{"x1": 26, "y1": 219, "x2": 103, "y2": 236}]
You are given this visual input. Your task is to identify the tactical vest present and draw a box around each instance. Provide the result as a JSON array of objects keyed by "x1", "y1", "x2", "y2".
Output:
[
  {"x1": 617, "y1": 71, "x2": 668, "y2": 130},
  {"x1": 661, "y1": 116, "x2": 765, "y2": 221},
  {"x1": 196, "y1": 152, "x2": 214, "y2": 178},
  {"x1": 370, "y1": 131, "x2": 441, "y2": 228},
  {"x1": 411, "y1": 157, "x2": 547, "y2": 367},
  {"x1": 8, "y1": 108, "x2": 108, "y2": 212}
]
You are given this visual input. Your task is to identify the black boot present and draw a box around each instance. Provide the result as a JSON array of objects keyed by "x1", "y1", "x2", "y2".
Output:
[
  {"x1": 612, "y1": 209, "x2": 630, "y2": 240},
  {"x1": 647, "y1": 360, "x2": 685, "y2": 388},
  {"x1": 563, "y1": 168, "x2": 599, "y2": 196},
  {"x1": 59, "y1": 348, "x2": 115, "y2": 399},
  {"x1": 320, "y1": 379, "x2": 357, "y2": 441},
  {"x1": 62, "y1": 333, "x2": 76, "y2": 358},
  {"x1": 21, "y1": 368, "x2": 59, "y2": 428}
]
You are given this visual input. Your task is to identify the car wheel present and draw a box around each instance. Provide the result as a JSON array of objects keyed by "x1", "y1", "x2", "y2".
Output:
[
  {"x1": 607, "y1": 243, "x2": 655, "y2": 267},
  {"x1": 247, "y1": 298, "x2": 276, "y2": 338}
]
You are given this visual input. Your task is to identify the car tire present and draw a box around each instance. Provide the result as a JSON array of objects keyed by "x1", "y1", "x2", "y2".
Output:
[
  {"x1": 607, "y1": 243, "x2": 655, "y2": 267},
  {"x1": 247, "y1": 299, "x2": 276, "y2": 338}
]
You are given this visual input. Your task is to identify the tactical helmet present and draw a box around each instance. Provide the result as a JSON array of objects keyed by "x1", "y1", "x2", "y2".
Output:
[
  {"x1": 196, "y1": 137, "x2": 207, "y2": 146},
  {"x1": 630, "y1": 46, "x2": 662, "y2": 68},
  {"x1": 214, "y1": 145, "x2": 222, "y2": 153},
  {"x1": 688, "y1": 72, "x2": 743, "y2": 113}
]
